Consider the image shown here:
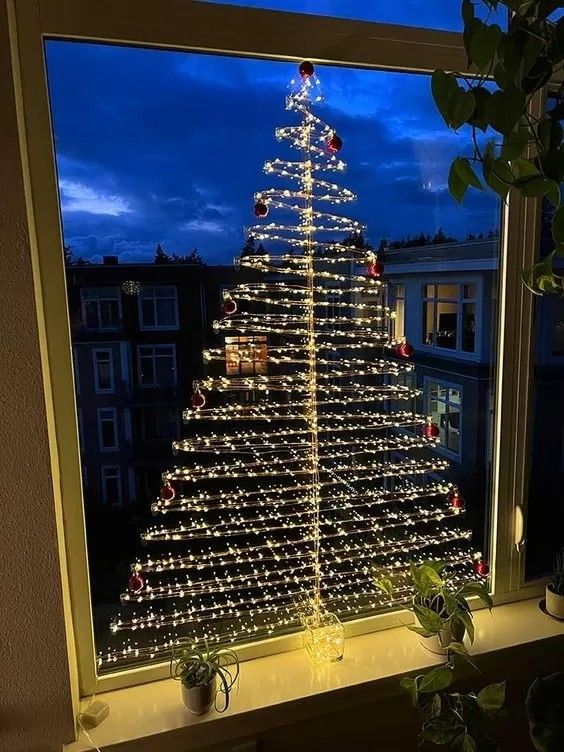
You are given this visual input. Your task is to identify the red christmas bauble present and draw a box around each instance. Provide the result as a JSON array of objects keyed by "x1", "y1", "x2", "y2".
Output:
[
  {"x1": 424, "y1": 421, "x2": 440, "y2": 438},
  {"x1": 299, "y1": 60, "x2": 315, "y2": 78},
  {"x1": 223, "y1": 299, "x2": 237, "y2": 316},
  {"x1": 254, "y1": 201, "x2": 268, "y2": 218},
  {"x1": 128, "y1": 573, "x2": 145, "y2": 593},
  {"x1": 367, "y1": 260, "x2": 384, "y2": 278},
  {"x1": 327, "y1": 134, "x2": 343, "y2": 153},
  {"x1": 191, "y1": 391, "x2": 206, "y2": 409},
  {"x1": 396, "y1": 340, "x2": 414, "y2": 358},
  {"x1": 449, "y1": 490, "x2": 464, "y2": 509},
  {"x1": 474, "y1": 559, "x2": 490, "y2": 577},
  {"x1": 161, "y1": 484, "x2": 175, "y2": 501}
]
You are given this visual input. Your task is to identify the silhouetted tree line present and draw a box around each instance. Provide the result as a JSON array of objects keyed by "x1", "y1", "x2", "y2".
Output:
[{"x1": 152, "y1": 243, "x2": 204, "y2": 264}]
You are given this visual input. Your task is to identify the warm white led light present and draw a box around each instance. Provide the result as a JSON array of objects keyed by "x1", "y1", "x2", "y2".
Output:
[{"x1": 100, "y1": 64, "x2": 480, "y2": 669}]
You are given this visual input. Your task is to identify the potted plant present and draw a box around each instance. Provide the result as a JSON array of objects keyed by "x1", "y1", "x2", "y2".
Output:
[
  {"x1": 430, "y1": 0, "x2": 564, "y2": 297},
  {"x1": 170, "y1": 642, "x2": 239, "y2": 715},
  {"x1": 376, "y1": 561, "x2": 492, "y2": 656},
  {"x1": 545, "y1": 548, "x2": 564, "y2": 619}
]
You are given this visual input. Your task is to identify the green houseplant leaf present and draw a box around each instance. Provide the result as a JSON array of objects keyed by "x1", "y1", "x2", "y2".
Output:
[
  {"x1": 431, "y1": 70, "x2": 459, "y2": 127},
  {"x1": 449, "y1": 157, "x2": 484, "y2": 203},
  {"x1": 477, "y1": 681, "x2": 506, "y2": 712}
]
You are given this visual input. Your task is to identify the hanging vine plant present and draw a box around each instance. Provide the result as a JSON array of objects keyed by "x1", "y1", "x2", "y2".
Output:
[{"x1": 431, "y1": 0, "x2": 564, "y2": 294}]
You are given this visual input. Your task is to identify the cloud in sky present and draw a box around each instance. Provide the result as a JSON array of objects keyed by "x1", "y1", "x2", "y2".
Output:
[
  {"x1": 45, "y1": 39, "x2": 499, "y2": 264},
  {"x1": 59, "y1": 179, "x2": 132, "y2": 216}
]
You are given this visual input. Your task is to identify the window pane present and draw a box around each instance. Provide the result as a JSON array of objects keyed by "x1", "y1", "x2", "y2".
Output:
[
  {"x1": 462, "y1": 303, "x2": 476, "y2": 353},
  {"x1": 435, "y1": 302, "x2": 458, "y2": 349},
  {"x1": 200, "y1": 0, "x2": 506, "y2": 31},
  {"x1": 526, "y1": 195, "x2": 564, "y2": 579},
  {"x1": 422, "y1": 301, "x2": 434, "y2": 345},
  {"x1": 463, "y1": 284, "x2": 477, "y2": 300},
  {"x1": 437, "y1": 284, "x2": 459, "y2": 300},
  {"x1": 46, "y1": 42, "x2": 501, "y2": 674},
  {"x1": 141, "y1": 299, "x2": 156, "y2": 327}
]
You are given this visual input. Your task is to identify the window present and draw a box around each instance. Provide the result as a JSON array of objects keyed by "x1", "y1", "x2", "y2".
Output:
[
  {"x1": 93, "y1": 348, "x2": 115, "y2": 393},
  {"x1": 422, "y1": 283, "x2": 477, "y2": 354},
  {"x1": 201, "y1": 0, "x2": 506, "y2": 31},
  {"x1": 81, "y1": 287, "x2": 122, "y2": 330},
  {"x1": 140, "y1": 406, "x2": 179, "y2": 441},
  {"x1": 36, "y1": 7, "x2": 509, "y2": 692},
  {"x1": 137, "y1": 345, "x2": 177, "y2": 387},
  {"x1": 101, "y1": 465, "x2": 122, "y2": 505},
  {"x1": 138, "y1": 285, "x2": 179, "y2": 330},
  {"x1": 225, "y1": 336, "x2": 268, "y2": 375},
  {"x1": 392, "y1": 284, "x2": 405, "y2": 340},
  {"x1": 427, "y1": 380, "x2": 462, "y2": 457},
  {"x1": 97, "y1": 407, "x2": 118, "y2": 451}
]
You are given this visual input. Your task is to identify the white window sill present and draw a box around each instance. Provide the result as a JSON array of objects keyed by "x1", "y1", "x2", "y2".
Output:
[{"x1": 66, "y1": 598, "x2": 564, "y2": 752}]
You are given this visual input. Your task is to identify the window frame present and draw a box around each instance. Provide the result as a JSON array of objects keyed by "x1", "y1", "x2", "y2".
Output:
[
  {"x1": 419, "y1": 279, "x2": 481, "y2": 359},
  {"x1": 10, "y1": 0, "x2": 547, "y2": 697},
  {"x1": 424, "y1": 376, "x2": 463, "y2": 460},
  {"x1": 136, "y1": 343, "x2": 177, "y2": 388},
  {"x1": 100, "y1": 464, "x2": 122, "y2": 506},
  {"x1": 80, "y1": 286, "x2": 122, "y2": 331},
  {"x1": 92, "y1": 347, "x2": 115, "y2": 393},
  {"x1": 137, "y1": 284, "x2": 179, "y2": 331},
  {"x1": 97, "y1": 406, "x2": 119, "y2": 452}
]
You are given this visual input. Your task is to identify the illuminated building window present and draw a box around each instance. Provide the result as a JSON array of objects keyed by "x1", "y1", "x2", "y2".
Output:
[
  {"x1": 137, "y1": 344, "x2": 177, "y2": 387},
  {"x1": 392, "y1": 284, "x2": 405, "y2": 340},
  {"x1": 426, "y1": 379, "x2": 462, "y2": 458},
  {"x1": 422, "y1": 283, "x2": 476, "y2": 353},
  {"x1": 225, "y1": 336, "x2": 268, "y2": 375},
  {"x1": 81, "y1": 287, "x2": 122, "y2": 330},
  {"x1": 138, "y1": 285, "x2": 179, "y2": 330}
]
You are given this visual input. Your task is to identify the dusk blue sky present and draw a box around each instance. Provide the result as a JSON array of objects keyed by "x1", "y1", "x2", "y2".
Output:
[{"x1": 45, "y1": 24, "x2": 501, "y2": 265}]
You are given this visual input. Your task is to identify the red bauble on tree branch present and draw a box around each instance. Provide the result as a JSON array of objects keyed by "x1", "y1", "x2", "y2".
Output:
[
  {"x1": 367, "y1": 260, "x2": 384, "y2": 278},
  {"x1": 298, "y1": 60, "x2": 315, "y2": 78},
  {"x1": 326, "y1": 133, "x2": 343, "y2": 154},
  {"x1": 394, "y1": 339, "x2": 414, "y2": 358},
  {"x1": 423, "y1": 419, "x2": 440, "y2": 439},
  {"x1": 191, "y1": 390, "x2": 206, "y2": 409},
  {"x1": 254, "y1": 201, "x2": 269, "y2": 218}
]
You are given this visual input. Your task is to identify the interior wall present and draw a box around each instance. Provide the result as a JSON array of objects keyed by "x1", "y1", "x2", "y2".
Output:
[{"x1": 0, "y1": 1, "x2": 75, "y2": 750}]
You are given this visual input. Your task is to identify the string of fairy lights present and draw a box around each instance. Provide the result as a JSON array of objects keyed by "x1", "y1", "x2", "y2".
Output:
[{"x1": 100, "y1": 61, "x2": 486, "y2": 670}]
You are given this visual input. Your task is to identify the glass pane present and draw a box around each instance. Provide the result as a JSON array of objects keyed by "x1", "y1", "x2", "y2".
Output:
[
  {"x1": 45, "y1": 41, "x2": 501, "y2": 675},
  {"x1": 424, "y1": 284, "x2": 435, "y2": 298},
  {"x1": 446, "y1": 404, "x2": 461, "y2": 454},
  {"x1": 553, "y1": 299, "x2": 564, "y2": 356},
  {"x1": 462, "y1": 303, "x2": 476, "y2": 353},
  {"x1": 435, "y1": 301, "x2": 458, "y2": 349},
  {"x1": 526, "y1": 192, "x2": 564, "y2": 579},
  {"x1": 437, "y1": 284, "x2": 459, "y2": 300},
  {"x1": 463, "y1": 284, "x2": 477, "y2": 300},
  {"x1": 200, "y1": 0, "x2": 506, "y2": 31},
  {"x1": 141, "y1": 299, "x2": 155, "y2": 326},
  {"x1": 422, "y1": 301, "x2": 434, "y2": 345}
]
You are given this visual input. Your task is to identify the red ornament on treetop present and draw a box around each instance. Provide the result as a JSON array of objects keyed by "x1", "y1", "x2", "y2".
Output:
[
  {"x1": 448, "y1": 489, "x2": 464, "y2": 509},
  {"x1": 367, "y1": 260, "x2": 384, "y2": 278},
  {"x1": 254, "y1": 201, "x2": 269, "y2": 218},
  {"x1": 223, "y1": 298, "x2": 237, "y2": 316},
  {"x1": 473, "y1": 559, "x2": 490, "y2": 577},
  {"x1": 299, "y1": 60, "x2": 315, "y2": 78},
  {"x1": 191, "y1": 391, "x2": 206, "y2": 409},
  {"x1": 128, "y1": 572, "x2": 145, "y2": 593},
  {"x1": 160, "y1": 483, "x2": 175, "y2": 501},
  {"x1": 424, "y1": 419, "x2": 440, "y2": 439},
  {"x1": 327, "y1": 133, "x2": 343, "y2": 154}
]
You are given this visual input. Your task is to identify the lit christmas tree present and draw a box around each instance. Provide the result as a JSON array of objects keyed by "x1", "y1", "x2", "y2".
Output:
[{"x1": 100, "y1": 61, "x2": 486, "y2": 670}]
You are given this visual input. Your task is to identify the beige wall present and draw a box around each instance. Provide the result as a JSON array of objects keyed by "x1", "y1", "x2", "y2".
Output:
[{"x1": 0, "y1": 1, "x2": 75, "y2": 750}]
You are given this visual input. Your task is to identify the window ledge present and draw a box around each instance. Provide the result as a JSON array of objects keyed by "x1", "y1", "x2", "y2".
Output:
[{"x1": 66, "y1": 598, "x2": 564, "y2": 752}]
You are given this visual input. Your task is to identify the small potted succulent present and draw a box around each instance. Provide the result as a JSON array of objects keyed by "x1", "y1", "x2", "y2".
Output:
[
  {"x1": 545, "y1": 549, "x2": 564, "y2": 620},
  {"x1": 170, "y1": 642, "x2": 239, "y2": 715},
  {"x1": 376, "y1": 561, "x2": 492, "y2": 657}
]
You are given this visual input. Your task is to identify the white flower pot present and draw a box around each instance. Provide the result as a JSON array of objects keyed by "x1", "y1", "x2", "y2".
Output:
[
  {"x1": 546, "y1": 585, "x2": 564, "y2": 619},
  {"x1": 181, "y1": 675, "x2": 216, "y2": 715},
  {"x1": 420, "y1": 625, "x2": 453, "y2": 655}
]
